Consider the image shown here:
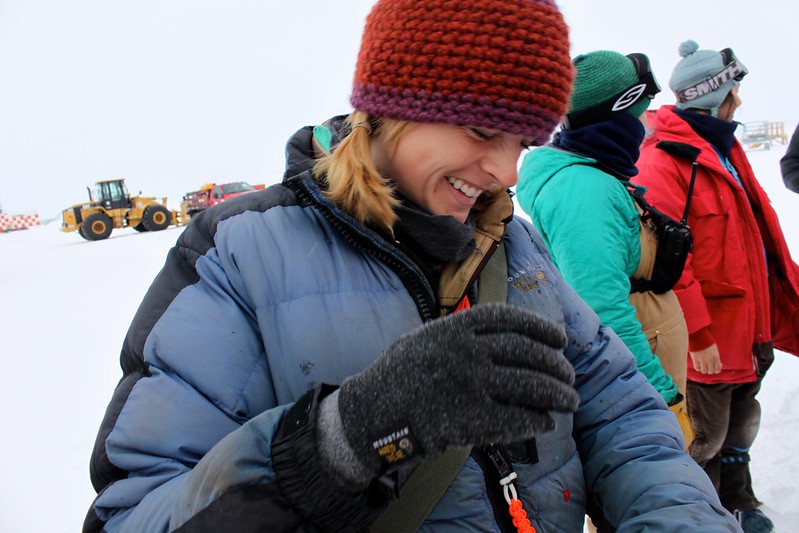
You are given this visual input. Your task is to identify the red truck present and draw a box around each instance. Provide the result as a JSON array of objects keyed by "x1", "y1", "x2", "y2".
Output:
[{"x1": 182, "y1": 181, "x2": 265, "y2": 218}]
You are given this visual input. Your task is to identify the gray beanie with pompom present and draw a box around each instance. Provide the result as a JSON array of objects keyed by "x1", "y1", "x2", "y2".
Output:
[{"x1": 669, "y1": 39, "x2": 745, "y2": 116}]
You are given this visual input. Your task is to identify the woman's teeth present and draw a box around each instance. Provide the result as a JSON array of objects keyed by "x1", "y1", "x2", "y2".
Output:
[{"x1": 447, "y1": 177, "x2": 480, "y2": 198}]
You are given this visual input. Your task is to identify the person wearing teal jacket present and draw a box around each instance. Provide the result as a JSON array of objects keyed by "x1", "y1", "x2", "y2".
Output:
[{"x1": 517, "y1": 51, "x2": 680, "y2": 407}]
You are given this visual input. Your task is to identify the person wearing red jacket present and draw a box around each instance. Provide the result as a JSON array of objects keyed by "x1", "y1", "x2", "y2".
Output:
[{"x1": 636, "y1": 40, "x2": 799, "y2": 533}]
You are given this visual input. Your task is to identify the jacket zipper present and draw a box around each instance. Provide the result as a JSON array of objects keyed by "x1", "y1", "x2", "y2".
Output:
[
  {"x1": 291, "y1": 177, "x2": 436, "y2": 321},
  {"x1": 471, "y1": 444, "x2": 522, "y2": 533}
]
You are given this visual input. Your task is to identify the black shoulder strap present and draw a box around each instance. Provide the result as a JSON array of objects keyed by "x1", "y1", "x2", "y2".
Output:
[
  {"x1": 654, "y1": 141, "x2": 700, "y2": 223},
  {"x1": 370, "y1": 241, "x2": 508, "y2": 533}
]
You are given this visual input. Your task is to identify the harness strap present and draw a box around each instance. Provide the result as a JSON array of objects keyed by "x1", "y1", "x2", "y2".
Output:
[{"x1": 370, "y1": 241, "x2": 508, "y2": 533}]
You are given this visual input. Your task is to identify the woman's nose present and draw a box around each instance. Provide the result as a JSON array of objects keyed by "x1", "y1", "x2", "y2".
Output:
[{"x1": 483, "y1": 145, "x2": 521, "y2": 188}]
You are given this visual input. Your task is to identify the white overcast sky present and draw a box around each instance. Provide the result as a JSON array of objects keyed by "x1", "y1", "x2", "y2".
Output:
[{"x1": 1, "y1": 1, "x2": 797, "y2": 217}]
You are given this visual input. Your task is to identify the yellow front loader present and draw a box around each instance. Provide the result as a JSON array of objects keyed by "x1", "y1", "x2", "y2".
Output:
[{"x1": 61, "y1": 179, "x2": 186, "y2": 241}]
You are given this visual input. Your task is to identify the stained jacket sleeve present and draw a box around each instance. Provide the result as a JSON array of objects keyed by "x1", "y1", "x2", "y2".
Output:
[
  {"x1": 85, "y1": 207, "x2": 384, "y2": 533},
  {"x1": 782, "y1": 124, "x2": 799, "y2": 194},
  {"x1": 552, "y1": 255, "x2": 736, "y2": 529},
  {"x1": 522, "y1": 166, "x2": 678, "y2": 403}
]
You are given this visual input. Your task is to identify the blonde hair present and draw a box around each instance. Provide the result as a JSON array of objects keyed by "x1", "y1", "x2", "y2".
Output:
[{"x1": 314, "y1": 111, "x2": 407, "y2": 231}]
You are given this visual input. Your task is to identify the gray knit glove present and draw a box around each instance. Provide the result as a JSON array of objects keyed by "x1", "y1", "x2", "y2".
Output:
[{"x1": 316, "y1": 303, "x2": 579, "y2": 489}]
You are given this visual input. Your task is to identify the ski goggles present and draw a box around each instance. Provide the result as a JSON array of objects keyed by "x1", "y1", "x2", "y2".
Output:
[
  {"x1": 562, "y1": 52, "x2": 661, "y2": 130},
  {"x1": 675, "y1": 48, "x2": 748, "y2": 104}
]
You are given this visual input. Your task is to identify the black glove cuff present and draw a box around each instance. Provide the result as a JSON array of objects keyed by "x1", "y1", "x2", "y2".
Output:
[
  {"x1": 273, "y1": 385, "x2": 391, "y2": 532},
  {"x1": 667, "y1": 392, "x2": 684, "y2": 407}
]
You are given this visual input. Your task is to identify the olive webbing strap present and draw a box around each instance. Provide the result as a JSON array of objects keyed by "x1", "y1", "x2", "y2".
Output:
[
  {"x1": 478, "y1": 240, "x2": 508, "y2": 305},
  {"x1": 370, "y1": 241, "x2": 507, "y2": 533},
  {"x1": 369, "y1": 446, "x2": 473, "y2": 533}
]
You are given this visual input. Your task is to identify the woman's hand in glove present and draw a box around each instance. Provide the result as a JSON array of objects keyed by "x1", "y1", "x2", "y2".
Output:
[{"x1": 316, "y1": 303, "x2": 580, "y2": 489}]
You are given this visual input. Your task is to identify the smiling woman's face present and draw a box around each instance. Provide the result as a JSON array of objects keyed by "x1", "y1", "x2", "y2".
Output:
[{"x1": 373, "y1": 122, "x2": 531, "y2": 223}]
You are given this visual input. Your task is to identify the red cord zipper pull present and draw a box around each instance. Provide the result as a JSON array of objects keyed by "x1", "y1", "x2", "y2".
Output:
[
  {"x1": 508, "y1": 497, "x2": 536, "y2": 533},
  {"x1": 500, "y1": 471, "x2": 536, "y2": 533}
]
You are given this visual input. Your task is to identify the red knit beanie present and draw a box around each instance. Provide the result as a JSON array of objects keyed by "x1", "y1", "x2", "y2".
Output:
[{"x1": 351, "y1": 0, "x2": 573, "y2": 145}]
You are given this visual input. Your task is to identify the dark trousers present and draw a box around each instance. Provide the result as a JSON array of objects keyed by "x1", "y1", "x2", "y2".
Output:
[{"x1": 686, "y1": 379, "x2": 763, "y2": 512}]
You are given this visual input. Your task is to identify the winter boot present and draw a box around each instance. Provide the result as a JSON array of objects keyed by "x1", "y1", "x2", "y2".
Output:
[{"x1": 734, "y1": 508, "x2": 775, "y2": 533}]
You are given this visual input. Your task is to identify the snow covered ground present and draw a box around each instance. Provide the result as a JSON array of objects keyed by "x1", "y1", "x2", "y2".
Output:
[{"x1": 1, "y1": 144, "x2": 798, "y2": 531}]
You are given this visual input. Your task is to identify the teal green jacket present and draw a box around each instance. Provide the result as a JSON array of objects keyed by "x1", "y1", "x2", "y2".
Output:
[{"x1": 517, "y1": 146, "x2": 678, "y2": 403}]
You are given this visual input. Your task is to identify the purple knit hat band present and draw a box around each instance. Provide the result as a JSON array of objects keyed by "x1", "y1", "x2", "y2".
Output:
[
  {"x1": 350, "y1": 87, "x2": 564, "y2": 145},
  {"x1": 350, "y1": 0, "x2": 573, "y2": 145}
]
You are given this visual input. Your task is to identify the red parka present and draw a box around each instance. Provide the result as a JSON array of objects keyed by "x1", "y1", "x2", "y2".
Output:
[{"x1": 636, "y1": 105, "x2": 799, "y2": 384}]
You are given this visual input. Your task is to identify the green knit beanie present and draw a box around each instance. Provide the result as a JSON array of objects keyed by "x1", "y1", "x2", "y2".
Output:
[{"x1": 569, "y1": 50, "x2": 652, "y2": 120}]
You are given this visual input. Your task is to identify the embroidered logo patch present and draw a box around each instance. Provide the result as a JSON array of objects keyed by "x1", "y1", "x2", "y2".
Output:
[
  {"x1": 511, "y1": 266, "x2": 549, "y2": 292},
  {"x1": 372, "y1": 426, "x2": 416, "y2": 465}
]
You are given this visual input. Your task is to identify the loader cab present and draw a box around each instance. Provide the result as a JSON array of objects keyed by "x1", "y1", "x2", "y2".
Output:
[{"x1": 93, "y1": 179, "x2": 132, "y2": 210}]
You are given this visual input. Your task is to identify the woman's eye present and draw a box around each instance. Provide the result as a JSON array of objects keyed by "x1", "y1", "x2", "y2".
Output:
[{"x1": 469, "y1": 128, "x2": 493, "y2": 141}]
